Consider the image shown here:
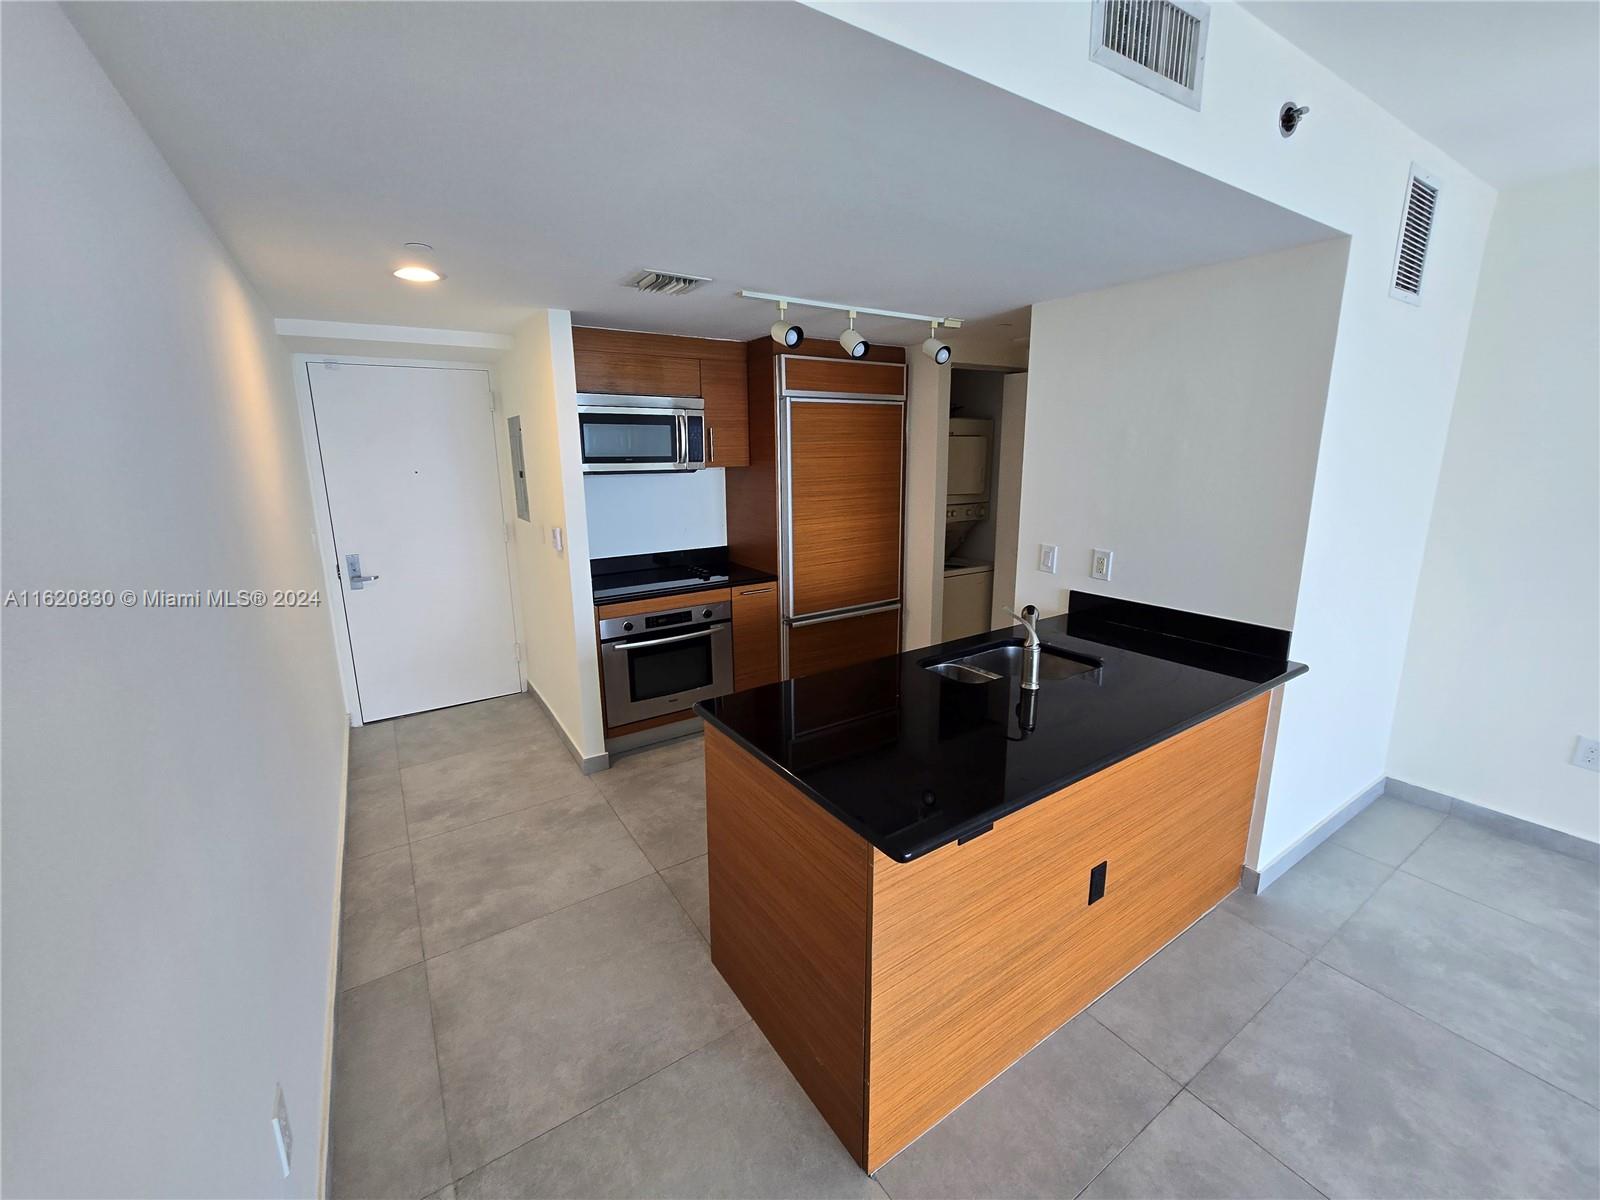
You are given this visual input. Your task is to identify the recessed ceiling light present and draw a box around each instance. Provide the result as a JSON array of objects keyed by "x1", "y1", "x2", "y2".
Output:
[{"x1": 393, "y1": 242, "x2": 444, "y2": 283}]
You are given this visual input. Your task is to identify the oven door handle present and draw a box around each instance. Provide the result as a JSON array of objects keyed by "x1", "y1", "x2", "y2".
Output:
[{"x1": 611, "y1": 627, "x2": 718, "y2": 651}]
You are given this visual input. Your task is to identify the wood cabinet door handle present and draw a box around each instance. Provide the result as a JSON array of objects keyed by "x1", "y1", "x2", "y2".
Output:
[{"x1": 739, "y1": 585, "x2": 775, "y2": 596}]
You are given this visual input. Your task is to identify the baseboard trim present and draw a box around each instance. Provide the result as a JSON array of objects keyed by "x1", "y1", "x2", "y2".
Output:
[
  {"x1": 1387, "y1": 778, "x2": 1600, "y2": 864},
  {"x1": 1242, "y1": 775, "x2": 1386, "y2": 894},
  {"x1": 524, "y1": 683, "x2": 609, "y2": 775},
  {"x1": 318, "y1": 718, "x2": 351, "y2": 1200},
  {"x1": 605, "y1": 715, "x2": 704, "y2": 758}
]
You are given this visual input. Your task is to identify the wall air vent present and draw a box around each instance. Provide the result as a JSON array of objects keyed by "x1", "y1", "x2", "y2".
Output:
[
  {"x1": 628, "y1": 269, "x2": 711, "y2": 297},
  {"x1": 1390, "y1": 166, "x2": 1440, "y2": 305},
  {"x1": 1090, "y1": 0, "x2": 1209, "y2": 110}
]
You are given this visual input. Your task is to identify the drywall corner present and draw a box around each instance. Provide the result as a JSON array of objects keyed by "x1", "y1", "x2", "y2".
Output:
[{"x1": 496, "y1": 309, "x2": 606, "y2": 760}]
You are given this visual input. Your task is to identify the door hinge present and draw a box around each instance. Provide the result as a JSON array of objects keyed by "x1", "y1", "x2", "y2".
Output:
[
  {"x1": 489, "y1": 389, "x2": 498, "y2": 413},
  {"x1": 504, "y1": 522, "x2": 512, "y2": 544},
  {"x1": 334, "y1": 559, "x2": 342, "y2": 581},
  {"x1": 514, "y1": 641, "x2": 522, "y2": 662}
]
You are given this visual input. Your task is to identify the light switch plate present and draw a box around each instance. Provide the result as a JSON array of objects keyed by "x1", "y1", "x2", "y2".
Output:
[
  {"x1": 1091, "y1": 548, "x2": 1114, "y2": 581},
  {"x1": 1038, "y1": 544, "x2": 1059, "y2": 574}
]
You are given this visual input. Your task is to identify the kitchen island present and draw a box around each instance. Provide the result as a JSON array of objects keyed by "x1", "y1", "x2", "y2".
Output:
[{"x1": 695, "y1": 593, "x2": 1306, "y2": 1172}]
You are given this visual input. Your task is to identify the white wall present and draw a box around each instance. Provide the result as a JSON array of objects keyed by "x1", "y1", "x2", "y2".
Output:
[
  {"x1": 1015, "y1": 239, "x2": 1348, "y2": 629},
  {"x1": 1389, "y1": 168, "x2": 1600, "y2": 841},
  {"x1": 818, "y1": 1, "x2": 1498, "y2": 869},
  {"x1": 583, "y1": 470, "x2": 727, "y2": 560},
  {"x1": 496, "y1": 311, "x2": 607, "y2": 761},
  {"x1": 1, "y1": 6, "x2": 347, "y2": 1197}
]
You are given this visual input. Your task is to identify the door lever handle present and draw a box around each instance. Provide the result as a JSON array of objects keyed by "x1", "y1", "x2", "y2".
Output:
[{"x1": 345, "y1": 553, "x2": 380, "y2": 590}]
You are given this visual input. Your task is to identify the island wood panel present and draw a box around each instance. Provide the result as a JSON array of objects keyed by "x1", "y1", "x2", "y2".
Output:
[
  {"x1": 783, "y1": 357, "x2": 906, "y2": 397},
  {"x1": 572, "y1": 326, "x2": 745, "y2": 362},
  {"x1": 574, "y1": 350, "x2": 700, "y2": 398},
  {"x1": 787, "y1": 400, "x2": 903, "y2": 616},
  {"x1": 732, "y1": 582, "x2": 780, "y2": 690},
  {"x1": 704, "y1": 728, "x2": 872, "y2": 1162},
  {"x1": 700, "y1": 356, "x2": 749, "y2": 467},
  {"x1": 724, "y1": 342, "x2": 781, "y2": 575},
  {"x1": 862, "y1": 694, "x2": 1271, "y2": 1170},
  {"x1": 787, "y1": 608, "x2": 901, "y2": 680}
]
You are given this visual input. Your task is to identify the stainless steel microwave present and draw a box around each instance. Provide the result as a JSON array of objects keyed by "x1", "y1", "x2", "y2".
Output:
[{"x1": 577, "y1": 394, "x2": 706, "y2": 472}]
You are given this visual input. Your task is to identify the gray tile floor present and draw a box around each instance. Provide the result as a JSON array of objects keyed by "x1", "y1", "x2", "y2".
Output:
[{"x1": 331, "y1": 700, "x2": 1600, "y2": 1199}]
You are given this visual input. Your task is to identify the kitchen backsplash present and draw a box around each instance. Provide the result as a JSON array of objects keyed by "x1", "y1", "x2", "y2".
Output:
[{"x1": 583, "y1": 469, "x2": 727, "y2": 559}]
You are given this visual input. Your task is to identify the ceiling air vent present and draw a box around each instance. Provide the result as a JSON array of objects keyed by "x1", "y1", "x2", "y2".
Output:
[
  {"x1": 1390, "y1": 166, "x2": 1440, "y2": 306},
  {"x1": 628, "y1": 269, "x2": 711, "y2": 297},
  {"x1": 1090, "y1": 0, "x2": 1209, "y2": 110}
]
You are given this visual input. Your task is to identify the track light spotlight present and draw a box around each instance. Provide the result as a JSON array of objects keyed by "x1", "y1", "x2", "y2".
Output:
[
  {"x1": 839, "y1": 311, "x2": 870, "y2": 359},
  {"x1": 922, "y1": 321, "x2": 952, "y2": 365},
  {"x1": 769, "y1": 301, "x2": 804, "y2": 348}
]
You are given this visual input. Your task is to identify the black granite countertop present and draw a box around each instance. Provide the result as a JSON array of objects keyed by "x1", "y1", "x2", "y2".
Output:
[{"x1": 696, "y1": 593, "x2": 1307, "y2": 863}]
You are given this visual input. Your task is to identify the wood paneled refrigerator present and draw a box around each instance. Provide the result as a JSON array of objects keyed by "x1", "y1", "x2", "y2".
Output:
[{"x1": 777, "y1": 354, "x2": 906, "y2": 678}]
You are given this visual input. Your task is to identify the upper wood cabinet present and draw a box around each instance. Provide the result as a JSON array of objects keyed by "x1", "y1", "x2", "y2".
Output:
[
  {"x1": 782, "y1": 357, "x2": 906, "y2": 398},
  {"x1": 575, "y1": 349, "x2": 700, "y2": 398},
  {"x1": 571, "y1": 327, "x2": 750, "y2": 467},
  {"x1": 700, "y1": 358, "x2": 749, "y2": 468}
]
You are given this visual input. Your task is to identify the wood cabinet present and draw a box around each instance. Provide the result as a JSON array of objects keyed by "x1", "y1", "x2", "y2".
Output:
[
  {"x1": 571, "y1": 326, "x2": 749, "y2": 467},
  {"x1": 700, "y1": 357, "x2": 749, "y2": 468},
  {"x1": 574, "y1": 349, "x2": 700, "y2": 398},
  {"x1": 782, "y1": 356, "x2": 906, "y2": 398},
  {"x1": 731, "y1": 582, "x2": 780, "y2": 690},
  {"x1": 787, "y1": 607, "x2": 901, "y2": 680},
  {"x1": 705, "y1": 691, "x2": 1272, "y2": 1171},
  {"x1": 787, "y1": 399, "x2": 903, "y2": 617}
]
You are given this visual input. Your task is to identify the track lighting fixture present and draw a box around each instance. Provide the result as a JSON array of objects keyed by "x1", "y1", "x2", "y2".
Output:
[
  {"x1": 769, "y1": 301, "x2": 804, "y2": 348},
  {"x1": 839, "y1": 311, "x2": 870, "y2": 359},
  {"x1": 738, "y1": 291, "x2": 963, "y2": 355}
]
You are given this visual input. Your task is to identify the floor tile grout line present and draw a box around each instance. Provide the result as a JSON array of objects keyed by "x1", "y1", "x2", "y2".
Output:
[
  {"x1": 1390, "y1": 808, "x2": 1600, "y2": 937},
  {"x1": 1392, "y1": 860, "x2": 1597, "y2": 944},
  {"x1": 443, "y1": 1018, "x2": 756, "y2": 1189},
  {"x1": 395, "y1": 719, "x2": 566, "y2": 776},
  {"x1": 411, "y1": 850, "x2": 462, "y2": 1190},
  {"x1": 1070, "y1": 1086, "x2": 1184, "y2": 1200},
  {"x1": 1085, "y1": 1012, "x2": 1186, "y2": 1089},
  {"x1": 403, "y1": 779, "x2": 600, "y2": 849},
  {"x1": 416, "y1": 868, "x2": 664, "y2": 966},
  {"x1": 1312, "y1": 956, "x2": 1600, "y2": 1113},
  {"x1": 1329, "y1": 858, "x2": 1597, "y2": 949},
  {"x1": 1181, "y1": 1086, "x2": 1330, "y2": 1199}
]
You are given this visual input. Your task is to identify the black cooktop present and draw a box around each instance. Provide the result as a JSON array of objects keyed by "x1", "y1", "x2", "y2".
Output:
[
  {"x1": 590, "y1": 546, "x2": 774, "y2": 605},
  {"x1": 592, "y1": 564, "x2": 729, "y2": 601}
]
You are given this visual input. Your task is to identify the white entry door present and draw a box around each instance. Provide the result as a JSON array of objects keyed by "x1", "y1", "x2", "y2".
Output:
[{"x1": 308, "y1": 362, "x2": 520, "y2": 722}]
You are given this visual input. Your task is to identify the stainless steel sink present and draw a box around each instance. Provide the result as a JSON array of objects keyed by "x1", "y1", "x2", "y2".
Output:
[{"x1": 924, "y1": 640, "x2": 1100, "y2": 683}]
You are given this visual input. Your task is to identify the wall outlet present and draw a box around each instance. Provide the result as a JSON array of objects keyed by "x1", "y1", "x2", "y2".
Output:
[
  {"x1": 1037, "y1": 544, "x2": 1059, "y2": 574},
  {"x1": 1091, "y1": 548, "x2": 1114, "y2": 581},
  {"x1": 1572, "y1": 736, "x2": 1600, "y2": 772},
  {"x1": 271, "y1": 1084, "x2": 293, "y2": 1179}
]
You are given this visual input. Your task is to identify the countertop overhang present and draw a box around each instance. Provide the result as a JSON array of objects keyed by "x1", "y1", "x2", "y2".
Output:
[{"x1": 696, "y1": 596, "x2": 1307, "y2": 862}]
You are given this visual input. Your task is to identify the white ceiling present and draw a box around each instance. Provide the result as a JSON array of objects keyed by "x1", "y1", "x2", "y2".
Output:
[
  {"x1": 67, "y1": 1, "x2": 1333, "y2": 346},
  {"x1": 1243, "y1": 1, "x2": 1600, "y2": 188}
]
